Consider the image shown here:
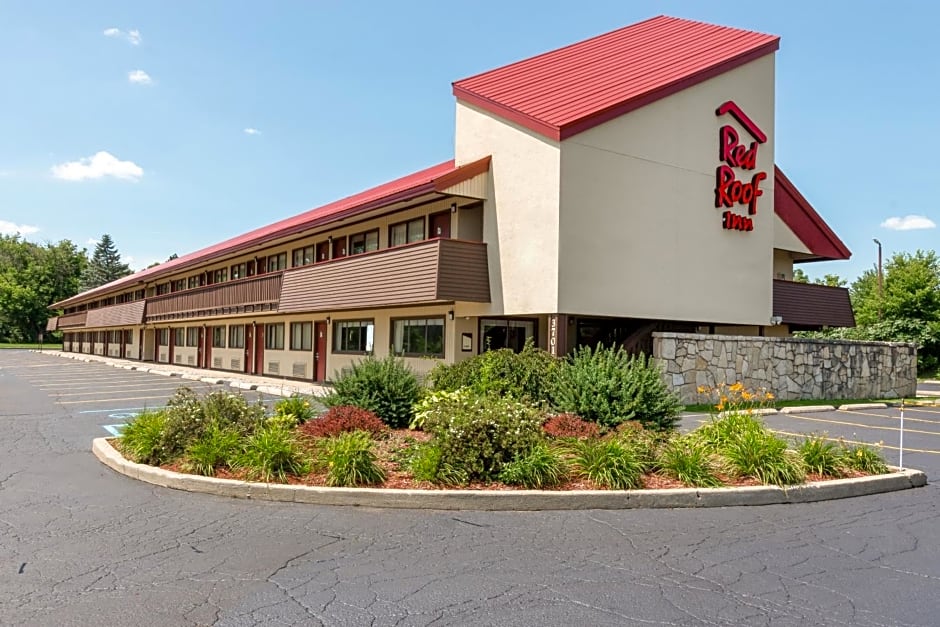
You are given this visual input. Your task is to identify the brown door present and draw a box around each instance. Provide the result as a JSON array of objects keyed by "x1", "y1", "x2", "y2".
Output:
[
  {"x1": 204, "y1": 326, "x2": 213, "y2": 369},
  {"x1": 254, "y1": 323, "x2": 265, "y2": 375},
  {"x1": 244, "y1": 325, "x2": 253, "y2": 373},
  {"x1": 314, "y1": 321, "x2": 328, "y2": 381},
  {"x1": 197, "y1": 327, "x2": 204, "y2": 368},
  {"x1": 168, "y1": 330, "x2": 175, "y2": 364},
  {"x1": 120, "y1": 331, "x2": 126, "y2": 359},
  {"x1": 331, "y1": 237, "x2": 347, "y2": 259},
  {"x1": 316, "y1": 241, "x2": 330, "y2": 262},
  {"x1": 429, "y1": 210, "x2": 451, "y2": 238},
  {"x1": 138, "y1": 329, "x2": 144, "y2": 360}
]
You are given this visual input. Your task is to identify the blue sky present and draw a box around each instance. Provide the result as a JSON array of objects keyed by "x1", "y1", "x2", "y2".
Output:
[{"x1": 1, "y1": 1, "x2": 937, "y2": 283}]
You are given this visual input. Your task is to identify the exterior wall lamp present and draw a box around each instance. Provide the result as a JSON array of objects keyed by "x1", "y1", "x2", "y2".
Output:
[
  {"x1": 448, "y1": 310, "x2": 455, "y2": 321},
  {"x1": 769, "y1": 315, "x2": 783, "y2": 326}
]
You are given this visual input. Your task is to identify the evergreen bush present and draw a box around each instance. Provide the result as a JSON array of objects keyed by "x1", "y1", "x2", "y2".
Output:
[
  {"x1": 324, "y1": 356, "x2": 420, "y2": 428},
  {"x1": 551, "y1": 345, "x2": 682, "y2": 430}
]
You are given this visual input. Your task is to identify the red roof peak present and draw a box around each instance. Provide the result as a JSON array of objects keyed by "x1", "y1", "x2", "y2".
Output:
[{"x1": 453, "y1": 15, "x2": 779, "y2": 141}]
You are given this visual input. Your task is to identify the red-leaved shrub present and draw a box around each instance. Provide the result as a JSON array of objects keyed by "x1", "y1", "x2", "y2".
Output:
[
  {"x1": 299, "y1": 405, "x2": 387, "y2": 439},
  {"x1": 542, "y1": 413, "x2": 600, "y2": 439}
]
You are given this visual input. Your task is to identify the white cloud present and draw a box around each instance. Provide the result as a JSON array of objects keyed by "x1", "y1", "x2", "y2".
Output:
[
  {"x1": 0, "y1": 220, "x2": 39, "y2": 236},
  {"x1": 243, "y1": 127, "x2": 261, "y2": 135},
  {"x1": 86, "y1": 237, "x2": 99, "y2": 246},
  {"x1": 880, "y1": 215, "x2": 937, "y2": 231},
  {"x1": 128, "y1": 69, "x2": 153, "y2": 85},
  {"x1": 103, "y1": 27, "x2": 141, "y2": 45},
  {"x1": 51, "y1": 151, "x2": 144, "y2": 182}
]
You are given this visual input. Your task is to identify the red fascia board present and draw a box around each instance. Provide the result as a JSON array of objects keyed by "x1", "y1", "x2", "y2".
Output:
[
  {"x1": 774, "y1": 166, "x2": 851, "y2": 261},
  {"x1": 453, "y1": 40, "x2": 779, "y2": 142}
]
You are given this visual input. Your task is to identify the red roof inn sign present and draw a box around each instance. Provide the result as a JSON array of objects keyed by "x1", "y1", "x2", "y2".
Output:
[{"x1": 714, "y1": 101, "x2": 767, "y2": 232}]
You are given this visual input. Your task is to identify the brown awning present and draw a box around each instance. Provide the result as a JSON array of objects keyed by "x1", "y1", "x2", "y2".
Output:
[
  {"x1": 773, "y1": 279, "x2": 855, "y2": 329},
  {"x1": 85, "y1": 300, "x2": 146, "y2": 328},
  {"x1": 45, "y1": 317, "x2": 59, "y2": 331}
]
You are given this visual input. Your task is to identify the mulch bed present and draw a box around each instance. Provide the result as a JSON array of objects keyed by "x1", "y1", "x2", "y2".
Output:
[{"x1": 133, "y1": 430, "x2": 877, "y2": 491}]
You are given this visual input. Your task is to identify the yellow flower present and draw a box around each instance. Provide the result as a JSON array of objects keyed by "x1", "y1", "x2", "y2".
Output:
[
  {"x1": 765, "y1": 392, "x2": 775, "y2": 400},
  {"x1": 730, "y1": 382, "x2": 744, "y2": 392},
  {"x1": 697, "y1": 385, "x2": 706, "y2": 394}
]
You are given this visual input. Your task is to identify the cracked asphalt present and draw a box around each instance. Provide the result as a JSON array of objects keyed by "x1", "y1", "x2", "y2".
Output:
[{"x1": 2, "y1": 350, "x2": 939, "y2": 626}]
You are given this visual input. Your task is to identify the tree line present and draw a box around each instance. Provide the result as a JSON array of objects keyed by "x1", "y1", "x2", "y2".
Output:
[
  {"x1": 0, "y1": 234, "x2": 132, "y2": 343},
  {"x1": 795, "y1": 250, "x2": 940, "y2": 376}
]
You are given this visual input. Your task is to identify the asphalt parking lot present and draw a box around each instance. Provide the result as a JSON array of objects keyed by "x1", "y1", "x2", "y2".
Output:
[{"x1": 3, "y1": 350, "x2": 940, "y2": 626}]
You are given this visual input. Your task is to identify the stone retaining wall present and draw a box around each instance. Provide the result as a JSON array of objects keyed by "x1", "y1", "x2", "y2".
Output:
[{"x1": 653, "y1": 332, "x2": 917, "y2": 403}]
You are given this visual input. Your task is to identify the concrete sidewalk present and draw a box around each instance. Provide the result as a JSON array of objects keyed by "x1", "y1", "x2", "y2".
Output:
[{"x1": 40, "y1": 350, "x2": 331, "y2": 399}]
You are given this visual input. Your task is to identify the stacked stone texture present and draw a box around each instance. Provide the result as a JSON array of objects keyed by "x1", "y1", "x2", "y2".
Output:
[{"x1": 653, "y1": 332, "x2": 917, "y2": 404}]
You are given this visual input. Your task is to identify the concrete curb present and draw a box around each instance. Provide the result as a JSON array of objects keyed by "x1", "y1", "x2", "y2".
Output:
[
  {"x1": 717, "y1": 407, "x2": 778, "y2": 418},
  {"x1": 838, "y1": 403, "x2": 889, "y2": 411},
  {"x1": 779, "y1": 405, "x2": 836, "y2": 414},
  {"x1": 92, "y1": 438, "x2": 927, "y2": 511}
]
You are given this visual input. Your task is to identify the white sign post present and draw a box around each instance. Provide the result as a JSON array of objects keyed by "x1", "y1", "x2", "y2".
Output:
[{"x1": 899, "y1": 399, "x2": 905, "y2": 469}]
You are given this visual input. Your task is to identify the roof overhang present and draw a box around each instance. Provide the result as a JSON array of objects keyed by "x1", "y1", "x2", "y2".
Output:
[{"x1": 774, "y1": 166, "x2": 851, "y2": 262}]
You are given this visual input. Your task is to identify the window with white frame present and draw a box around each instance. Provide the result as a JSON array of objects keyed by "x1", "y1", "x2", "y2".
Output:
[
  {"x1": 333, "y1": 320, "x2": 374, "y2": 353},
  {"x1": 229, "y1": 325, "x2": 245, "y2": 349},
  {"x1": 392, "y1": 317, "x2": 444, "y2": 357},
  {"x1": 186, "y1": 327, "x2": 199, "y2": 347},
  {"x1": 265, "y1": 323, "x2": 285, "y2": 350},
  {"x1": 290, "y1": 321, "x2": 313, "y2": 351}
]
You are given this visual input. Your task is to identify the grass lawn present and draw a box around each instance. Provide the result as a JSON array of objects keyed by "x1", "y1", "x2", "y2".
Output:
[{"x1": 0, "y1": 343, "x2": 62, "y2": 350}]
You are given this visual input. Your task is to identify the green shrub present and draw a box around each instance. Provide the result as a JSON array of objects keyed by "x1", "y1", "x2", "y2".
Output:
[
  {"x1": 721, "y1": 427, "x2": 805, "y2": 486},
  {"x1": 325, "y1": 356, "x2": 420, "y2": 428},
  {"x1": 181, "y1": 424, "x2": 241, "y2": 476},
  {"x1": 316, "y1": 431, "x2": 386, "y2": 487},
  {"x1": 234, "y1": 425, "x2": 309, "y2": 482},
  {"x1": 498, "y1": 442, "x2": 568, "y2": 488},
  {"x1": 273, "y1": 395, "x2": 316, "y2": 424},
  {"x1": 160, "y1": 387, "x2": 264, "y2": 459},
  {"x1": 615, "y1": 421, "x2": 667, "y2": 472},
  {"x1": 799, "y1": 435, "x2": 846, "y2": 477},
  {"x1": 408, "y1": 442, "x2": 468, "y2": 485},
  {"x1": 426, "y1": 338, "x2": 558, "y2": 402},
  {"x1": 120, "y1": 409, "x2": 168, "y2": 465},
  {"x1": 421, "y1": 392, "x2": 544, "y2": 482},
  {"x1": 300, "y1": 405, "x2": 387, "y2": 439},
  {"x1": 840, "y1": 443, "x2": 890, "y2": 474},
  {"x1": 567, "y1": 439, "x2": 645, "y2": 489},
  {"x1": 551, "y1": 346, "x2": 681, "y2": 430},
  {"x1": 657, "y1": 437, "x2": 723, "y2": 487},
  {"x1": 411, "y1": 388, "x2": 468, "y2": 430}
]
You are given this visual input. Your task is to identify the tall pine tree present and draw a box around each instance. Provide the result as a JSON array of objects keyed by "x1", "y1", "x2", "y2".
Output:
[{"x1": 81, "y1": 234, "x2": 132, "y2": 290}]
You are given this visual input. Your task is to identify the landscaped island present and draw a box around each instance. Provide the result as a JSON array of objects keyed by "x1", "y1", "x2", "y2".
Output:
[{"x1": 115, "y1": 345, "x2": 890, "y2": 491}]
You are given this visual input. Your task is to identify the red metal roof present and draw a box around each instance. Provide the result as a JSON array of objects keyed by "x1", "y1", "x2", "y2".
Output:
[
  {"x1": 453, "y1": 15, "x2": 779, "y2": 141},
  {"x1": 53, "y1": 158, "x2": 491, "y2": 308},
  {"x1": 774, "y1": 167, "x2": 851, "y2": 262}
]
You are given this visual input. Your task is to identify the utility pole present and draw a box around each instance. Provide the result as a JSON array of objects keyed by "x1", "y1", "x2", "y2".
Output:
[{"x1": 873, "y1": 238, "x2": 883, "y2": 321}]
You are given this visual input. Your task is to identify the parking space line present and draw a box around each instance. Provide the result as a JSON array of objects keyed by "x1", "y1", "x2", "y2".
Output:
[
  {"x1": 769, "y1": 413, "x2": 940, "y2": 437},
  {"x1": 54, "y1": 386, "x2": 192, "y2": 397},
  {"x1": 36, "y1": 380, "x2": 175, "y2": 389},
  {"x1": 837, "y1": 408, "x2": 940, "y2": 426},
  {"x1": 771, "y1": 429, "x2": 940, "y2": 455},
  {"x1": 79, "y1": 406, "x2": 163, "y2": 414},
  {"x1": 59, "y1": 395, "x2": 177, "y2": 405}
]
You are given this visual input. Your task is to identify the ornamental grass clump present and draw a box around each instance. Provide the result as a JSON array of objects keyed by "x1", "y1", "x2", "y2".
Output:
[
  {"x1": 408, "y1": 442, "x2": 468, "y2": 485},
  {"x1": 567, "y1": 439, "x2": 645, "y2": 489},
  {"x1": 720, "y1": 425, "x2": 805, "y2": 486},
  {"x1": 657, "y1": 436, "x2": 724, "y2": 487},
  {"x1": 324, "y1": 356, "x2": 420, "y2": 428},
  {"x1": 119, "y1": 409, "x2": 168, "y2": 465},
  {"x1": 181, "y1": 423, "x2": 241, "y2": 477},
  {"x1": 316, "y1": 431, "x2": 386, "y2": 487},
  {"x1": 551, "y1": 345, "x2": 682, "y2": 431},
  {"x1": 420, "y1": 391, "x2": 544, "y2": 483},
  {"x1": 798, "y1": 435, "x2": 846, "y2": 477},
  {"x1": 234, "y1": 424, "x2": 309, "y2": 483},
  {"x1": 498, "y1": 442, "x2": 569, "y2": 489},
  {"x1": 840, "y1": 442, "x2": 890, "y2": 474}
]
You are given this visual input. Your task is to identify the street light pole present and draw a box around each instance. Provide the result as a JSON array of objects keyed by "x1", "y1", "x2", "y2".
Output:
[{"x1": 873, "y1": 238, "x2": 883, "y2": 321}]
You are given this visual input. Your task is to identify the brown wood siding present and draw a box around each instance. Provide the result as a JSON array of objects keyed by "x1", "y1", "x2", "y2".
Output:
[
  {"x1": 85, "y1": 301, "x2": 146, "y2": 328},
  {"x1": 278, "y1": 239, "x2": 490, "y2": 313},
  {"x1": 146, "y1": 273, "x2": 282, "y2": 322},
  {"x1": 436, "y1": 239, "x2": 490, "y2": 302},
  {"x1": 46, "y1": 317, "x2": 59, "y2": 331},
  {"x1": 57, "y1": 311, "x2": 88, "y2": 328},
  {"x1": 772, "y1": 279, "x2": 855, "y2": 328}
]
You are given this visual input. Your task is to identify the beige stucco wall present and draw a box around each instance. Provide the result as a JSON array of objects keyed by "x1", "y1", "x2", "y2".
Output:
[
  {"x1": 455, "y1": 101, "x2": 561, "y2": 316},
  {"x1": 557, "y1": 54, "x2": 776, "y2": 325}
]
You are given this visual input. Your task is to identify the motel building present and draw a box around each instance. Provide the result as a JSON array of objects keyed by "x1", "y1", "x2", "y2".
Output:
[{"x1": 48, "y1": 16, "x2": 855, "y2": 384}]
